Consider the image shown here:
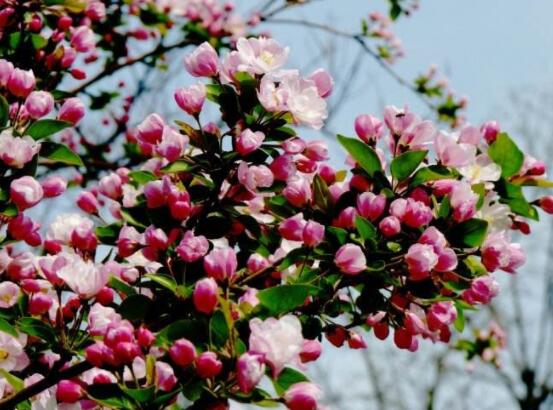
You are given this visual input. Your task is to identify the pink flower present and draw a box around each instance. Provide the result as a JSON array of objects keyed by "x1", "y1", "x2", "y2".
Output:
[
  {"x1": 270, "y1": 154, "x2": 297, "y2": 181},
  {"x1": 70, "y1": 26, "x2": 95, "y2": 52},
  {"x1": 237, "y1": 353, "x2": 265, "y2": 393},
  {"x1": 196, "y1": 351, "x2": 223, "y2": 378},
  {"x1": 308, "y1": 68, "x2": 333, "y2": 98},
  {"x1": 427, "y1": 301, "x2": 457, "y2": 331},
  {"x1": 357, "y1": 192, "x2": 386, "y2": 221},
  {"x1": 10, "y1": 176, "x2": 43, "y2": 210},
  {"x1": 58, "y1": 97, "x2": 85, "y2": 125},
  {"x1": 174, "y1": 83, "x2": 206, "y2": 116},
  {"x1": 169, "y1": 338, "x2": 196, "y2": 366},
  {"x1": 355, "y1": 114, "x2": 383, "y2": 143},
  {"x1": 279, "y1": 214, "x2": 307, "y2": 241},
  {"x1": 204, "y1": 247, "x2": 237, "y2": 281},
  {"x1": 0, "y1": 282, "x2": 19, "y2": 308},
  {"x1": 176, "y1": 231, "x2": 209, "y2": 262},
  {"x1": 405, "y1": 243, "x2": 438, "y2": 280},
  {"x1": 302, "y1": 221, "x2": 325, "y2": 247},
  {"x1": 7, "y1": 68, "x2": 35, "y2": 98},
  {"x1": 299, "y1": 339, "x2": 322, "y2": 363},
  {"x1": 236, "y1": 129, "x2": 265, "y2": 156},
  {"x1": 193, "y1": 277, "x2": 218, "y2": 314},
  {"x1": 41, "y1": 176, "x2": 67, "y2": 198},
  {"x1": 304, "y1": 140, "x2": 328, "y2": 161},
  {"x1": 156, "y1": 126, "x2": 187, "y2": 161},
  {"x1": 402, "y1": 198, "x2": 433, "y2": 228},
  {"x1": 0, "y1": 331, "x2": 28, "y2": 371},
  {"x1": 334, "y1": 244, "x2": 366, "y2": 275},
  {"x1": 237, "y1": 162, "x2": 274, "y2": 191},
  {"x1": 0, "y1": 132, "x2": 40, "y2": 169},
  {"x1": 56, "y1": 380, "x2": 83, "y2": 403},
  {"x1": 399, "y1": 120, "x2": 436, "y2": 150},
  {"x1": 117, "y1": 226, "x2": 143, "y2": 258},
  {"x1": 463, "y1": 275, "x2": 499, "y2": 305},
  {"x1": 458, "y1": 125, "x2": 482, "y2": 145},
  {"x1": 481, "y1": 120, "x2": 500, "y2": 144},
  {"x1": 88, "y1": 303, "x2": 121, "y2": 336},
  {"x1": 184, "y1": 42, "x2": 219, "y2": 77},
  {"x1": 0, "y1": 59, "x2": 14, "y2": 87},
  {"x1": 284, "y1": 382, "x2": 323, "y2": 410},
  {"x1": 283, "y1": 176, "x2": 312, "y2": 207},
  {"x1": 249, "y1": 315, "x2": 303, "y2": 376},
  {"x1": 144, "y1": 180, "x2": 165, "y2": 208},
  {"x1": 418, "y1": 226, "x2": 447, "y2": 251},
  {"x1": 234, "y1": 37, "x2": 288, "y2": 75},
  {"x1": 155, "y1": 361, "x2": 177, "y2": 392},
  {"x1": 435, "y1": 132, "x2": 476, "y2": 167},
  {"x1": 384, "y1": 105, "x2": 417, "y2": 136},
  {"x1": 247, "y1": 255, "x2": 269, "y2": 274},
  {"x1": 24, "y1": 91, "x2": 54, "y2": 119}
]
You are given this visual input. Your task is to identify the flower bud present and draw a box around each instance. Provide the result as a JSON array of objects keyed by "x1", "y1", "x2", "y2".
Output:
[
  {"x1": 299, "y1": 339, "x2": 322, "y2": 363},
  {"x1": 193, "y1": 277, "x2": 218, "y2": 314},
  {"x1": 196, "y1": 351, "x2": 223, "y2": 378},
  {"x1": 176, "y1": 231, "x2": 209, "y2": 262},
  {"x1": 29, "y1": 293, "x2": 53, "y2": 316},
  {"x1": 70, "y1": 26, "x2": 95, "y2": 52},
  {"x1": 56, "y1": 380, "x2": 83, "y2": 403},
  {"x1": 355, "y1": 114, "x2": 383, "y2": 143},
  {"x1": 357, "y1": 192, "x2": 386, "y2": 221},
  {"x1": 379, "y1": 216, "x2": 400, "y2": 237},
  {"x1": 334, "y1": 244, "x2": 366, "y2": 275},
  {"x1": 24, "y1": 91, "x2": 54, "y2": 119},
  {"x1": 236, "y1": 129, "x2": 265, "y2": 156},
  {"x1": 76, "y1": 191, "x2": 99, "y2": 214},
  {"x1": 174, "y1": 84, "x2": 206, "y2": 116},
  {"x1": 279, "y1": 213, "x2": 306, "y2": 241},
  {"x1": 302, "y1": 221, "x2": 324, "y2": 248},
  {"x1": 284, "y1": 382, "x2": 323, "y2": 410},
  {"x1": 204, "y1": 247, "x2": 237, "y2": 281},
  {"x1": 58, "y1": 97, "x2": 85, "y2": 125},
  {"x1": 237, "y1": 353, "x2": 265, "y2": 394},
  {"x1": 7, "y1": 68, "x2": 35, "y2": 98},
  {"x1": 169, "y1": 338, "x2": 196, "y2": 366},
  {"x1": 184, "y1": 42, "x2": 219, "y2": 77},
  {"x1": 10, "y1": 176, "x2": 43, "y2": 210},
  {"x1": 41, "y1": 176, "x2": 67, "y2": 198}
]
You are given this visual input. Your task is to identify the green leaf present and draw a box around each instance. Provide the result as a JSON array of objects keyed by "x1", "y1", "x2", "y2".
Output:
[
  {"x1": 26, "y1": 119, "x2": 72, "y2": 140},
  {"x1": 488, "y1": 133, "x2": 524, "y2": 178},
  {"x1": 121, "y1": 385, "x2": 155, "y2": 403},
  {"x1": 120, "y1": 208, "x2": 147, "y2": 228},
  {"x1": 108, "y1": 276, "x2": 136, "y2": 296},
  {"x1": 258, "y1": 285, "x2": 318, "y2": 314},
  {"x1": 9, "y1": 32, "x2": 21, "y2": 49},
  {"x1": 87, "y1": 384, "x2": 135, "y2": 409},
  {"x1": 0, "y1": 318, "x2": 18, "y2": 337},
  {"x1": 40, "y1": 142, "x2": 83, "y2": 166},
  {"x1": 337, "y1": 135, "x2": 382, "y2": 176},
  {"x1": 210, "y1": 310, "x2": 230, "y2": 347},
  {"x1": 118, "y1": 294, "x2": 152, "y2": 321},
  {"x1": 0, "y1": 369, "x2": 24, "y2": 392},
  {"x1": 128, "y1": 170, "x2": 157, "y2": 185},
  {"x1": 0, "y1": 94, "x2": 8, "y2": 127},
  {"x1": 391, "y1": 150, "x2": 428, "y2": 182},
  {"x1": 327, "y1": 226, "x2": 348, "y2": 245},
  {"x1": 453, "y1": 218, "x2": 489, "y2": 248},
  {"x1": 453, "y1": 301, "x2": 465, "y2": 332},
  {"x1": 161, "y1": 160, "x2": 196, "y2": 173},
  {"x1": 145, "y1": 273, "x2": 178, "y2": 293},
  {"x1": 30, "y1": 34, "x2": 48, "y2": 50},
  {"x1": 312, "y1": 174, "x2": 330, "y2": 212},
  {"x1": 355, "y1": 216, "x2": 377, "y2": 242},
  {"x1": 157, "y1": 319, "x2": 206, "y2": 345},
  {"x1": 95, "y1": 223, "x2": 121, "y2": 246},
  {"x1": 17, "y1": 317, "x2": 57, "y2": 343},
  {"x1": 272, "y1": 368, "x2": 309, "y2": 396},
  {"x1": 411, "y1": 165, "x2": 454, "y2": 187}
]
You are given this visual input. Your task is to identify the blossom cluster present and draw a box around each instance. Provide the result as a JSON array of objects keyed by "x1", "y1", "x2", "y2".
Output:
[{"x1": 0, "y1": 3, "x2": 551, "y2": 410}]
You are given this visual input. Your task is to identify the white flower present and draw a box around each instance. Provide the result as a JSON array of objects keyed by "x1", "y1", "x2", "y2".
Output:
[
  {"x1": 56, "y1": 252, "x2": 107, "y2": 299},
  {"x1": 0, "y1": 331, "x2": 28, "y2": 372},
  {"x1": 459, "y1": 154, "x2": 502, "y2": 186},
  {"x1": 248, "y1": 314, "x2": 303, "y2": 376},
  {"x1": 47, "y1": 214, "x2": 94, "y2": 244},
  {"x1": 88, "y1": 303, "x2": 121, "y2": 336},
  {"x1": 235, "y1": 37, "x2": 289, "y2": 75},
  {"x1": 478, "y1": 194, "x2": 512, "y2": 233}
]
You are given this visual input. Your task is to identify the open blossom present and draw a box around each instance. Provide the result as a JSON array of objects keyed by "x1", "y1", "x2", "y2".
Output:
[
  {"x1": 236, "y1": 129, "x2": 265, "y2": 156},
  {"x1": 56, "y1": 252, "x2": 108, "y2": 299},
  {"x1": 156, "y1": 126, "x2": 188, "y2": 161},
  {"x1": 238, "y1": 162, "x2": 274, "y2": 191},
  {"x1": 459, "y1": 154, "x2": 502, "y2": 185},
  {"x1": 237, "y1": 353, "x2": 265, "y2": 393},
  {"x1": 176, "y1": 230, "x2": 209, "y2": 262},
  {"x1": 204, "y1": 247, "x2": 237, "y2": 281},
  {"x1": 355, "y1": 114, "x2": 384, "y2": 143},
  {"x1": 0, "y1": 331, "x2": 28, "y2": 372},
  {"x1": 435, "y1": 132, "x2": 476, "y2": 167},
  {"x1": 449, "y1": 181, "x2": 478, "y2": 222},
  {"x1": 0, "y1": 131, "x2": 40, "y2": 169},
  {"x1": 0, "y1": 281, "x2": 19, "y2": 308},
  {"x1": 233, "y1": 37, "x2": 289, "y2": 75},
  {"x1": 47, "y1": 213, "x2": 93, "y2": 244},
  {"x1": 70, "y1": 26, "x2": 95, "y2": 52},
  {"x1": 249, "y1": 315, "x2": 303, "y2": 376},
  {"x1": 481, "y1": 233, "x2": 525, "y2": 273},
  {"x1": 88, "y1": 303, "x2": 122, "y2": 336},
  {"x1": 463, "y1": 275, "x2": 499, "y2": 305}
]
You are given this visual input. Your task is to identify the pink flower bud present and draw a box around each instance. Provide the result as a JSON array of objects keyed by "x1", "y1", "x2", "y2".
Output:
[
  {"x1": 284, "y1": 382, "x2": 323, "y2": 410},
  {"x1": 155, "y1": 362, "x2": 177, "y2": 392},
  {"x1": 144, "y1": 226, "x2": 169, "y2": 250},
  {"x1": 405, "y1": 243, "x2": 438, "y2": 280},
  {"x1": 58, "y1": 97, "x2": 85, "y2": 125},
  {"x1": 85, "y1": 342, "x2": 107, "y2": 367},
  {"x1": 204, "y1": 247, "x2": 237, "y2": 281},
  {"x1": 29, "y1": 293, "x2": 53, "y2": 316},
  {"x1": 137, "y1": 113, "x2": 165, "y2": 144},
  {"x1": 196, "y1": 351, "x2": 223, "y2": 378},
  {"x1": 167, "y1": 188, "x2": 191, "y2": 220},
  {"x1": 236, "y1": 129, "x2": 265, "y2": 156},
  {"x1": 114, "y1": 341, "x2": 141, "y2": 364},
  {"x1": 169, "y1": 338, "x2": 196, "y2": 366},
  {"x1": 270, "y1": 155, "x2": 297, "y2": 181},
  {"x1": 7, "y1": 68, "x2": 35, "y2": 98},
  {"x1": 0, "y1": 133, "x2": 39, "y2": 169},
  {"x1": 481, "y1": 120, "x2": 500, "y2": 144},
  {"x1": 174, "y1": 84, "x2": 206, "y2": 116},
  {"x1": 283, "y1": 176, "x2": 312, "y2": 207},
  {"x1": 24, "y1": 91, "x2": 54, "y2": 119},
  {"x1": 184, "y1": 41, "x2": 219, "y2": 77},
  {"x1": 176, "y1": 231, "x2": 209, "y2": 262},
  {"x1": 117, "y1": 226, "x2": 142, "y2": 258},
  {"x1": 402, "y1": 199, "x2": 433, "y2": 228},
  {"x1": 156, "y1": 126, "x2": 187, "y2": 162},
  {"x1": 308, "y1": 68, "x2": 333, "y2": 98},
  {"x1": 279, "y1": 213, "x2": 306, "y2": 241},
  {"x1": 8, "y1": 214, "x2": 41, "y2": 246},
  {"x1": 41, "y1": 176, "x2": 67, "y2": 197},
  {"x1": 237, "y1": 353, "x2": 265, "y2": 394},
  {"x1": 0, "y1": 8, "x2": 15, "y2": 29},
  {"x1": 463, "y1": 275, "x2": 499, "y2": 305},
  {"x1": 347, "y1": 332, "x2": 367, "y2": 349},
  {"x1": 85, "y1": 1, "x2": 106, "y2": 21},
  {"x1": 334, "y1": 206, "x2": 357, "y2": 229},
  {"x1": 299, "y1": 339, "x2": 322, "y2": 363},
  {"x1": 379, "y1": 216, "x2": 401, "y2": 237},
  {"x1": 304, "y1": 140, "x2": 328, "y2": 161},
  {"x1": 71, "y1": 225, "x2": 98, "y2": 251},
  {"x1": 193, "y1": 277, "x2": 218, "y2": 314},
  {"x1": 355, "y1": 114, "x2": 383, "y2": 143},
  {"x1": 98, "y1": 172, "x2": 122, "y2": 199},
  {"x1": 334, "y1": 244, "x2": 366, "y2": 275},
  {"x1": 96, "y1": 287, "x2": 114, "y2": 305},
  {"x1": 137, "y1": 327, "x2": 155, "y2": 348},
  {"x1": 427, "y1": 301, "x2": 456, "y2": 331},
  {"x1": 539, "y1": 196, "x2": 553, "y2": 214},
  {"x1": 302, "y1": 221, "x2": 324, "y2": 247},
  {"x1": 70, "y1": 26, "x2": 95, "y2": 52},
  {"x1": 282, "y1": 137, "x2": 306, "y2": 154},
  {"x1": 56, "y1": 380, "x2": 83, "y2": 403},
  {"x1": 246, "y1": 255, "x2": 269, "y2": 275},
  {"x1": 357, "y1": 192, "x2": 386, "y2": 221},
  {"x1": 76, "y1": 191, "x2": 99, "y2": 214},
  {"x1": 10, "y1": 176, "x2": 43, "y2": 210}
]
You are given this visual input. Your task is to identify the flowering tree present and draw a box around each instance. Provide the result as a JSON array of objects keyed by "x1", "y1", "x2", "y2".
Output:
[{"x1": 0, "y1": 1, "x2": 552, "y2": 409}]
